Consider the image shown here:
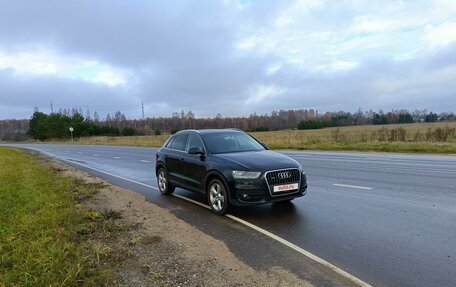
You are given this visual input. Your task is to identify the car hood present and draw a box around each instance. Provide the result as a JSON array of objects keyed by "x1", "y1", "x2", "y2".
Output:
[{"x1": 213, "y1": 150, "x2": 300, "y2": 172}]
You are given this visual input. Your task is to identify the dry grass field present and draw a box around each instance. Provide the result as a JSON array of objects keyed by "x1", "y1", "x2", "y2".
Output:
[
  {"x1": 251, "y1": 121, "x2": 456, "y2": 153},
  {"x1": 42, "y1": 121, "x2": 456, "y2": 154}
]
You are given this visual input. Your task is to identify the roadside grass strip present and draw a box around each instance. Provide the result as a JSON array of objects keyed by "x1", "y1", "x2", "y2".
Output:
[{"x1": 0, "y1": 147, "x2": 126, "y2": 286}]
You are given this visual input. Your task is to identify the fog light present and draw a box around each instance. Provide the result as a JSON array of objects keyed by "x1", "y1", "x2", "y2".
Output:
[{"x1": 242, "y1": 193, "x2": 249, "y2": 199}]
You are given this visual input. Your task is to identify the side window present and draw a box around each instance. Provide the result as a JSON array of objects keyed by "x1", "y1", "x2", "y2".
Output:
[
  {"x1": 169, "y1": 134, "x2": 188, "y2": 151},
  {"x1": 186, "y1": 134, "x2": 204, "y2": 152},
  {"x1": 165, "y1": 137, "x2": 174, "y2": 148}
]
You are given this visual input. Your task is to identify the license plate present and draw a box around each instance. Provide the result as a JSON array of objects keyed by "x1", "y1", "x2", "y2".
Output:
[{"x1": 273, "y1": 183, "x2": 299, "y2": 192}]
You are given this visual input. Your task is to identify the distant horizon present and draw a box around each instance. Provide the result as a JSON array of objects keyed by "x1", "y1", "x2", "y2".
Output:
[{"x1": 1, "y1": 106, "x2": 454, "y2": 121}]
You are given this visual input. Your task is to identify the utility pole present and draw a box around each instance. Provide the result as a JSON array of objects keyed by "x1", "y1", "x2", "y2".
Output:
[
  {"x1": 142, "y1": 101, "x2": 145, "y2": 120},
  {"x1": 50, "y1": 101, "x2": 54, "y2": 114}
]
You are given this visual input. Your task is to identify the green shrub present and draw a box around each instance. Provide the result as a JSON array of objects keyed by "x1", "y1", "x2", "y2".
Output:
[{"x1": 122, "y1": 127, "x2": 138, "y2": 136}]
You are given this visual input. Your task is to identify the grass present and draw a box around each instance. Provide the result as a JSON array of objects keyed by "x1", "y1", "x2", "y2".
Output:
[
  {"x1": 264, "y1": 141, "x2": 456, "y2": 153},
  {"x1": 251, "y1": 122, "x2": 456, "y2": 154},
  {"x1": 0, "y1": 147, "x2": 125, "y2": 286},
  {"x1": 44, "y1": 134, "x2": 169, "y2": 147},
  {"x1": 35, "y1": 121, "x2": 456, "y2": 154}
]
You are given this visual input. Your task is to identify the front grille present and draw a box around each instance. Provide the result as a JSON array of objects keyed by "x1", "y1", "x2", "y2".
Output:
[
  {"x1": 266, "y1": 168, "x2": 300, "y2": 185},
  {"x1": 265, "y1": 168, "x2": 301, "y2": 196}
]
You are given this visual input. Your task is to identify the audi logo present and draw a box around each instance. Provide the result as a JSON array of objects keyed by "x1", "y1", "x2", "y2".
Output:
[{"x1": 277, "y1": 172, "x2": 291, "y2": 179}]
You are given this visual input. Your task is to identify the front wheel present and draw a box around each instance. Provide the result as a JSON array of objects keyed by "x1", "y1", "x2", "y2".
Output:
[
  {"x1": 157, "y1": 168, "x2": 175, "y2": 195},
  {"x1": 207, "y1": 178, "x2": 230, "y2": 215}
]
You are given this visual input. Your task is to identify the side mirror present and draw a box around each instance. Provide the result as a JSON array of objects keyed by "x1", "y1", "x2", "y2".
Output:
[
  {"x1": 188, "y1": 146, "x2": 205, "y2": 155},
  {"x1": 260, "y1": 142, "x2": 269, "y2": 150}
]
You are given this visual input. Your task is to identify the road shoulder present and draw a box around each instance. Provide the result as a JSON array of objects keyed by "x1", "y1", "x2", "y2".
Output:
[{"x1": 43, "y1": 155, "x2": 317, "y2": 286}]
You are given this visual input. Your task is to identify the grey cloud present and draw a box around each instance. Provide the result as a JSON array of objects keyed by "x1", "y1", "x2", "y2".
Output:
[
  {"x1": 0, "y1": 0, "x2": 455, "y2": 120},
  {"x1": 0, "y1": 69, "x2": 138, "y2": 119},
  {"x1": 247, "y1": 46, "x2": 456, "y2": 113},
  {"x1": 1, "y1": 1, "x2": 238, "y2": 66}
]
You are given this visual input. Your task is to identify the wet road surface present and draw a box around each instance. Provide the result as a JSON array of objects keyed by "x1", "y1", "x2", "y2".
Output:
[{"x1": 5, "y1": 144, "x2": 456, "y2": 287}]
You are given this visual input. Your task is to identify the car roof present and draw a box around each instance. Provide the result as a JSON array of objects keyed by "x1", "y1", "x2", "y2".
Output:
[{"x1": 175, "y1": 128, "x2": 244, "y2": 135}]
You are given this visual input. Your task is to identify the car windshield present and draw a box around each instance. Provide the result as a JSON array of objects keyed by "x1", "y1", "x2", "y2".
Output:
[{"x1": 202, "y1": 132, "x2": 265, "y2": 154}]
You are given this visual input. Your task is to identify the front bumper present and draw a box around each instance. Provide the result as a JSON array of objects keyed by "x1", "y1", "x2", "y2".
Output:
[{"x1": 228, "y1": 172, "x2": 308, "y2": 206}]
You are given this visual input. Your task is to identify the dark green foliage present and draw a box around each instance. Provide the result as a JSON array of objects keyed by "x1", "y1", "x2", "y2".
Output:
[
  {"x1": 398, "y1": 113, "x2": 414, "y2": 123},
  {"x1": 28, "y1": 112, "x2": 128, "y2": 140},
  {"x1": 297, "y1": 120, "x2": 335, "y2": 130},
  {"x1": 372, "y1": 112, "x2": 414, "y2": 125},
  {"x1": 87, "y1": 125, "x2": 121, "y2": 136},
  {"x1": 70, "y1": 112, "x2": 88, "y2": 137},
  {"x1": 373, "y1": 113, "x2": 389, "y2": 125},
  {"x1": 249, "y1": 126, "x2": 269, "y2": 132},
  {"x1": 297, "y1": 115, "x2": 363, "y2": 130},
  {"x1": 170, "y1": 128, "x2": 179, "y2": 134},
  {"x1": 122, "y1": 127, "x2": 137, "y2": 136},
  {"x1": 154, "y1": 129, "x2": 162, "y2": 135},
  {"x1": 425, "y1": 112, "x2": 438, "y2": 122},
  {"x1": 46, "y1": 113, "x2": 71, "y2": 138},
  {"x1": 331, "y1": 115, "x2": 353, "y2": 126},
  {"x1": 28, "y1": 112, "x2": 50, "y2": 140}
]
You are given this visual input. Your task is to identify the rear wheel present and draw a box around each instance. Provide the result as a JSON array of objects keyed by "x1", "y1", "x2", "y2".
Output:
[
  {"x1": 157, "y1": 168, "x2": 175, "y2": 195},
  {"x1": 207, "y1": 178, "x2": 230, "y2": 215}
]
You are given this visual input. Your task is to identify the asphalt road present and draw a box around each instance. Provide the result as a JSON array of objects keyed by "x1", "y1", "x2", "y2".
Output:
[{"x1": 6, "y1": 144, "x2": 456, "y2": 287}]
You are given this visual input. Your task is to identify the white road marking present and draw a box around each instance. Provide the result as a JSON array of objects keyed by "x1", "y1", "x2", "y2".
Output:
[
  {"x1": 224, "y1": 215, "x2": 372, "y2": 287},
  {"x1": 171, "y1": 195, "x2": 371, "y2": 286},
  {"x1": 113, "y1": 156, "x2": 120, "y2": 159},
  {"x1": 140, "y1": 160, "x2": 151, "y2": 163},
  {"x1": 333, "y1": 183, "x2": 373, "y2": 190},
  {"x1": 19, "y1": 146, "x2": 372, "y2": 287}
]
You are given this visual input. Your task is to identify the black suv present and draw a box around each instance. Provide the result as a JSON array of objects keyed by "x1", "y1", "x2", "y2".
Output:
[{"x1": 155, "y1": 129, "x2": 307, "y2": 214}]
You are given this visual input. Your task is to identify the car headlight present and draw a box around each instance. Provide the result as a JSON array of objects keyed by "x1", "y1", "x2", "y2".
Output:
[{"x1": 232, "y1": 170, "x2": 261, "y2": 179}]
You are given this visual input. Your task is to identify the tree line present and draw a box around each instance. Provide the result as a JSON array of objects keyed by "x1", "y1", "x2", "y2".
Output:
[
  {"x1": 28, "y1": 111, "x2": 137, "y2": 140},
  {"x1": 297, "y1": 110, "x2": 444, "y2": 130},
  {"x1": 0, "y1": 108, "x2": 454, "y2": 141}
]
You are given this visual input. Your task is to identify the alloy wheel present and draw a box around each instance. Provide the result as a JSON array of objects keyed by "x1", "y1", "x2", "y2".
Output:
[
  {"x1": 158, "y1": 169, "x2": 167, "y2": 192},
  {"x1": 209, "y1": 182, "x2": 225, "y2": 212}
]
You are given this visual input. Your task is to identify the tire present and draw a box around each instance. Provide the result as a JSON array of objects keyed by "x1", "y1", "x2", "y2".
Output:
[
  {"x1": 157, "y1": 167, "x2": 175, "y2": 195},
  {"x1": 207, "y1": 178, "x2": 230, "y2": 215}
]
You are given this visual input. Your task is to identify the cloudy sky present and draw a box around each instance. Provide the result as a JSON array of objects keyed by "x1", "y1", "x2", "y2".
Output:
[{"x1": 0, "y1": 0, "x2": 455, "y2": 120}]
